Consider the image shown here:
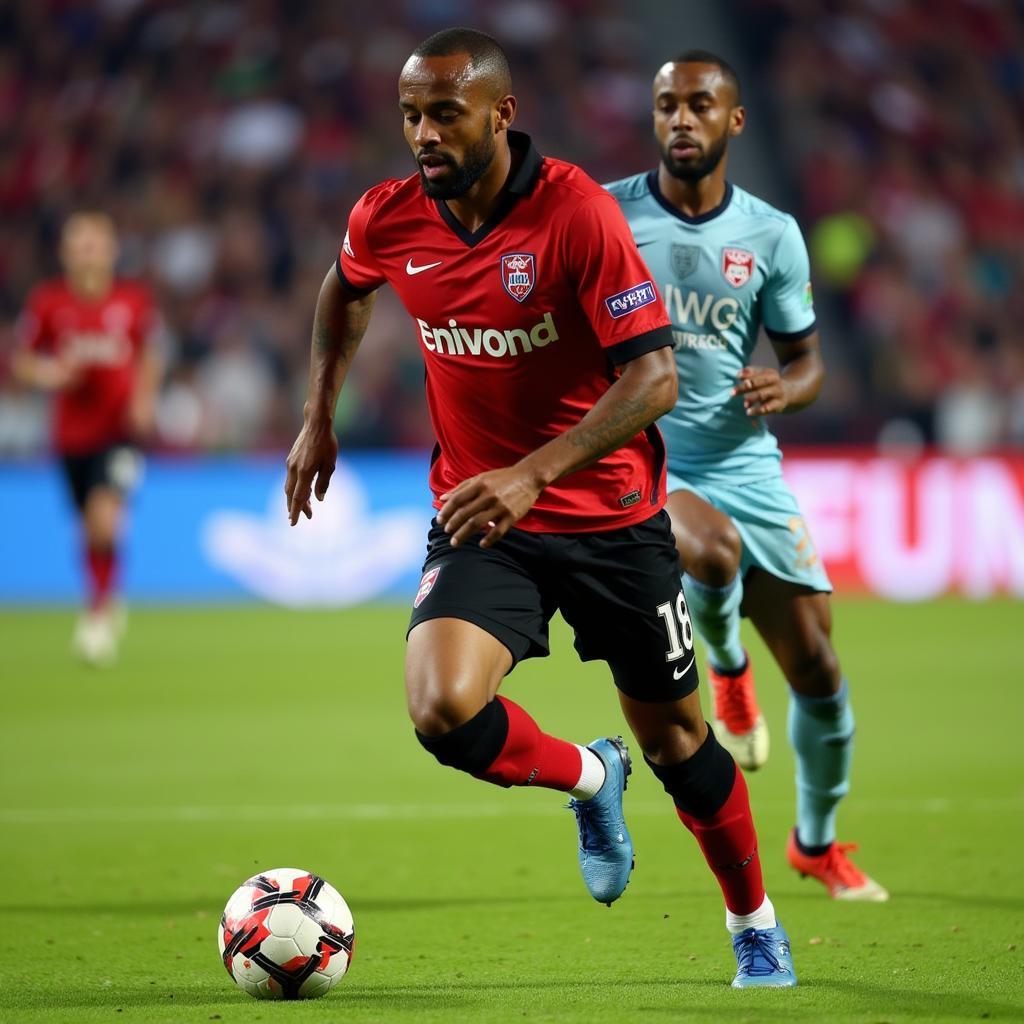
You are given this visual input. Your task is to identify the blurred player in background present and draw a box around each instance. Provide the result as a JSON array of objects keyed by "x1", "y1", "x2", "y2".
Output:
[
  {"x1": 606, "y1": 52, "x2": 887, "y2": 901},
  {"x1": 286, "y1": 28, "x2": 796, "y2": 987},
  {"x1": 13, "y1": 212, "x2": 162, "y2": 666}
]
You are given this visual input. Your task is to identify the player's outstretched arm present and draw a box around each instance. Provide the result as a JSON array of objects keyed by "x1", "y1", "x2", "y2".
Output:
[
  {"x1": 438, "y1": 346, "x2": 677, "y2": 547},
  {"x1": 10, "y1": 349, "x2": 78, "y2": 391},
  {"x1": 285, "y1": 267, "x2": 377, "y2": 526},
  {"x1": 733, "y1": 331, "x2": 824, "y2": 419}
]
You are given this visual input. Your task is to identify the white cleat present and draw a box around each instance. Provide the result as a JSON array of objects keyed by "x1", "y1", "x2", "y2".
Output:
[
  {"x1": 836, "y1": 878, "x2": 890, "y2": 902},
  {"x1": 72, "y1": 610, "x2": 119, "y2": 667},
  {"x1": 713, "y1": 712, "x2": 770, "y2": 772},
  {"x1": 786, "y1": 831, "x2": 890, "y2": 902},
  {"x1": 708, "y1": 655, "x2": 770, "y2": 771}
]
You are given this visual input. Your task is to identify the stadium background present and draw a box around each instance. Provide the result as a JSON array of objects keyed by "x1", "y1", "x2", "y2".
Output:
[
  {"x1": 0, "y1": 0, "x2": 1022, "y2": 605},
  {"x1": 1, "y1": 3, "x2": 1022, "y2": 1022}
]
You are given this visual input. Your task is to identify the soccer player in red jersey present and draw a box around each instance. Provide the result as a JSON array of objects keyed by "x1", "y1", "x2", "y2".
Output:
[
  {"x1": 13, "y1": 212, "x2": 162, "y2": 665},
  {"x1": 285, "y1": 29, "x2": 795, "y2": 987}
]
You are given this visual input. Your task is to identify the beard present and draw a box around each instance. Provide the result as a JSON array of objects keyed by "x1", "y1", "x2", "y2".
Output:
[
  {"x1": 660, "y1": 131, "x2": 729, "y2": 183},
  {"x1": 418, "y1": 131, "x2": 497, "y2": 200}
]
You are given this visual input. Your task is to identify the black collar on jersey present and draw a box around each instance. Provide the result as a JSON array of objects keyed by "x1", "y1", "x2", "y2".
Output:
[
  {"x1": 434, "y1": 130, "x2": 543, "y2": 248},
  {"x1": 646, "y1": 170, "x2": 734, "y2": 225}
]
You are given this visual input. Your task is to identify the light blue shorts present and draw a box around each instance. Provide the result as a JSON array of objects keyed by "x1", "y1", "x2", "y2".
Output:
[{"x1": 666, "y1": 467, "x2": 833, "y2": 593}]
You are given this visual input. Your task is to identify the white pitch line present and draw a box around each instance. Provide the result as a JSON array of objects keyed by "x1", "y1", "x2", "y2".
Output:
[{"x1": 0, "y1": 796, "x2": 1020, "y2": 826}]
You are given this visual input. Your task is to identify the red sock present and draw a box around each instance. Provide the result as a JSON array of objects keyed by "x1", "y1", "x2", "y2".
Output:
[
  {"x1": 475, "y1": 696, "x2": 584, "y2": 791},
  {"x1": 676, "y1": 763, "x2": 765, "y2": 915},
  {"x1": 86, "y1": 546, "x2": 117, "y2": 610}
]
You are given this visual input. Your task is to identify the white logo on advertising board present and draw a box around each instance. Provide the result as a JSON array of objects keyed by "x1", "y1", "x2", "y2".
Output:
[{"x1": 201, "y1": 462, "x2": 425, "y2": 607}]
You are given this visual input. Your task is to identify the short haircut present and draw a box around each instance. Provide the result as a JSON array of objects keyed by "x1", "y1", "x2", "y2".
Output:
[
  {"x1": 673, "y1": 49, "x2": 741, "y2": 103},
  {"x1": 412, "y1": 27, "x2": 512, "y2": 97}
]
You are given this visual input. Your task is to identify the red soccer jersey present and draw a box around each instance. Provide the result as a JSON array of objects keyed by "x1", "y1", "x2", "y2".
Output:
[
  {"x1": 338, "y1": 131, "x2": 673, "y2": 533},
  {"x1": 16, "y1": 279, "x2": 154, "y2": 454}
]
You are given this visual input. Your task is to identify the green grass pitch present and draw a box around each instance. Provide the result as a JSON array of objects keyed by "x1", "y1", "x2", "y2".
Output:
[{"x1": 0, "y1": 599, "x2": 1021, "y2": 1022}]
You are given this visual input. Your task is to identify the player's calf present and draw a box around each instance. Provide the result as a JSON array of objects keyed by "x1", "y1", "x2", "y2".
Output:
[
  {"x1": 682, "y1": 572, "x2": 749, "y2": 675},
  {"x1": 415, "y1": 695, "x2": 596, "y2": 791},
  {"x1": 645, "y1": 725, "x2": 797, "y2": 985},
  {"x1": 416, "y1": 697, "x2": 635, "y2": 904},
  {"x1": 646, "y1": 727, "x2": 766, "y2": 917},
  {"x1": 787, "y1": 680, "x2": 853, "y2": 846}
]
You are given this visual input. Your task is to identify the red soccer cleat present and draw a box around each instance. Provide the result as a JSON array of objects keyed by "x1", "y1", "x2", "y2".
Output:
[
  {"x1": 709, "y1": 653, "x2": 769, "y2": 771},
  {"x1": 786, "y1": 830, "x2": 889, "y2": 902}
]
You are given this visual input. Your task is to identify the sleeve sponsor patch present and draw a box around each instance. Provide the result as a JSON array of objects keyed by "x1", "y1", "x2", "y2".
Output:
[{"x1": 604, "y1": 281, "x2": 658, "y2": 319}]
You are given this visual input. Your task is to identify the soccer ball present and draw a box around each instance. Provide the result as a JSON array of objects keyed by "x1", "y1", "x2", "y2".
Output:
[{"x1": 218, "y1": 867, "x2": 355, "y2": 999}]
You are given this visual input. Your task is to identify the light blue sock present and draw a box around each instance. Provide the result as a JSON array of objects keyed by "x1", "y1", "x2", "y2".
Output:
[
  {"x1": 788, "y1": 680, "x2": 854, "y2": 848},
  {"x1": 681, "y1": 572, "x2": 746, "y2": 672}
]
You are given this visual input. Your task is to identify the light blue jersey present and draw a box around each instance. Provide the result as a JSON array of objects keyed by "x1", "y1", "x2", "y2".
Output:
[{"x1": 605, "y1": 173, "x2": 816, "y2": 483}]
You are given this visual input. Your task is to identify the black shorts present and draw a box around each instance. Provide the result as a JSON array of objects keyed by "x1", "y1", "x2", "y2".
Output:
[
  {"x1": 60, "y1": 445, "x2": 143, "y2": 511},
  {"x1": 407, "y1": 510, "x2": 698, "y2": 702}
]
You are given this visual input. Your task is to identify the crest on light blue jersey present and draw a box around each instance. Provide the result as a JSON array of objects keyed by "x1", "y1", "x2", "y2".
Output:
[{"x1": 671, "y1": 244, "x2": 700, "y2": 280}]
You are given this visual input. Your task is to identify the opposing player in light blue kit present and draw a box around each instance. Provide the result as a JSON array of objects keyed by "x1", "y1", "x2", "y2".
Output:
[{"x1": 606, "y1": 51, "x2": 887, "y2": 901}]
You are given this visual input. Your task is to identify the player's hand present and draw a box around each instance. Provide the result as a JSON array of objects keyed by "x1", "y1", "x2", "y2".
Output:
[
  {"x1": 437, "y1": 465, "x2": 543, "y2": 548},
  {"x1": 39, "y1": 354, "x2": 81, "y2": 391},
  {"x1": 733, "y1": 366, "x2": 790, "y2": 418},
  {"x1": 284, "y1": 418, "x2": 339, "y2": 526}
]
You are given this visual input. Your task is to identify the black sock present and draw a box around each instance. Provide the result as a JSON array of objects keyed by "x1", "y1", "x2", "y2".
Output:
[
  {"x1": 644, "y1": 725, "x2": 736, "y2": 819},
  {"x1": 794, "y1": 831, "x2": 833, "y2": 859},
  {"x1": 415, "y1": 700, "x2": 509, "y2": 775}
]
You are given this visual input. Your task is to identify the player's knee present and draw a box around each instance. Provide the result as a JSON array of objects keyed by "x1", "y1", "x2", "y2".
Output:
[
  {"x1": 644, "y1": 725, "x2": 736, "y2": 819},
  {"x1": 625, "y1": 701, "x2": 707, "y2": 765},
  {"x1": 414, "y1": 698, "x2": 508, "y2": 775},
  {"x1": 635, "y1": 721, "x2": 705, "y2": 765},
  {"x1": 689, "y1": 521, "x2": 741, "y2": 585},
  {"x1": 787, "y1": 638, "x2": 841, "y2": 697},
  {"x1": 407, "y1": 677, "x2": 487, "y2": 737}
]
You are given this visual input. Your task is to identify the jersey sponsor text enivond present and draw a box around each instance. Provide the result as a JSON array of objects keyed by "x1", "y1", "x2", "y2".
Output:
[{"x1": 416, "y1": 312, "x2": 558, "y2": 358}]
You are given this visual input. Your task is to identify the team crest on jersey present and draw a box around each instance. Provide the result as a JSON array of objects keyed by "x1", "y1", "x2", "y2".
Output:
[
  {"x1": 721, "y1": 248, "x2": 755, "y2": 288},
  {"x1": 500, "y1": 253, "x2": 535, "y2": 302},
  {"x1": 671, "y1": 244, "x2": 700, "y2": 280},
  {"x1": 413, "y1": 566, "x2": 441, "y2": 608}
]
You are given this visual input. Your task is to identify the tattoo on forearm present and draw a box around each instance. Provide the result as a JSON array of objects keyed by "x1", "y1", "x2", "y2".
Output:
[
  {"x1": 566, "y1": 392, "x2": 660, "y2": 463},
  {"x1": 312, "y1": 314, "x2": 338, "y2": 357},
  {"x1": 307, "y1": 291, "x2": 377, "y2": 414},
  {"x1": 314, "y1": 297, "x2": 374, "y2": 361}
]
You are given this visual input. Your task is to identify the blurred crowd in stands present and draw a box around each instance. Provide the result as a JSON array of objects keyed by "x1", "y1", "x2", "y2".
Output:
[
  {"x1": 1, "y1": 0, "x2": 1021, "y2": 456},
  {"x1": 0, "y1": 0, "x2": 654, "y2": 454},
  {"x1": 740, "y1": 0, "x2": 1024, "y2": 453}
]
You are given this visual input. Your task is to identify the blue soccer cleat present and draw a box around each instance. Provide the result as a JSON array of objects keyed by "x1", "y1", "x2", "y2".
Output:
[
  {"x1": 730, "y1": 922, "x2": 798, "y2": 988},
  {"x1": 567, "y1": 736, "x2": 633, "y2": 906}
]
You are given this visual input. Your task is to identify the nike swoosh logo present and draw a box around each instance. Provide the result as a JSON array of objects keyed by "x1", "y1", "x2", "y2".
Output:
[
  {"x1": 637, "y1": 240, "x2": 657, "y2": 247},
  {"x1": 673, "y1": 664, "x2": 688, "y2": 680},
  {"x1": 406, "y1": 258, "x2": 443, "y2": 275}
]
